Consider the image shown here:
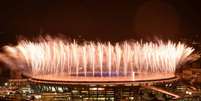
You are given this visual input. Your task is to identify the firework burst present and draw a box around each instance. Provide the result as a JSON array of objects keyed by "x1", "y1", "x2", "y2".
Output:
[{"x1": 1, "y1": 36, "x2": 194, "y2": 78}]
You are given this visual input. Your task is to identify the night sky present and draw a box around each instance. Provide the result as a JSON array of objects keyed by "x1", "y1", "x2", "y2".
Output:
[
  {"x1": 0, "y1": 0, "x2": 201, "y2": 79},
  {"x1": 0, "y1": 0, "x2": 201, "y2": 44}
]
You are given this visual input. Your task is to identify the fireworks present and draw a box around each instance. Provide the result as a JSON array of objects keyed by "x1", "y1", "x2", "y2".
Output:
[{"x1": 1, "y1": 36, "x2": 194, "y2": 78}]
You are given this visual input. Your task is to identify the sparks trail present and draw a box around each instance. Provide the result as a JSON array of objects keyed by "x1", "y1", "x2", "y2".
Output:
[{"x1": 1, "y1": 36, "x2": 195, "y2": 77}]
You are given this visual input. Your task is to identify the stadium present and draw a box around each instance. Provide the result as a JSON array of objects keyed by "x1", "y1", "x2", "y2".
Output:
[{"x1": 0, "y1": 36, "x2": 195, "y2": 100}]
